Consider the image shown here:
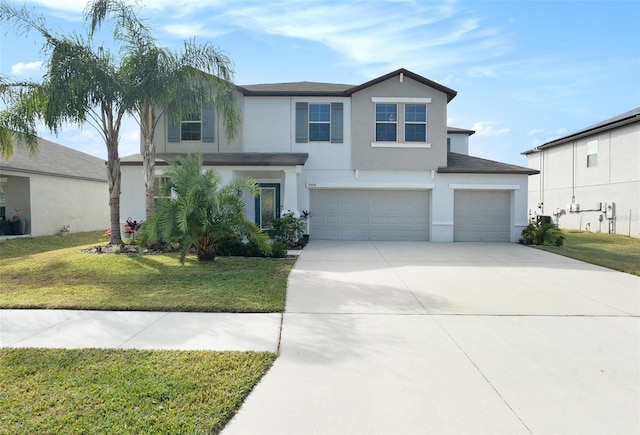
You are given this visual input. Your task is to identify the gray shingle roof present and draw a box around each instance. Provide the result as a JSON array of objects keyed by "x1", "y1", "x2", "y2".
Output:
[
  {"x1": 237, "y1": 68, "x2": 457, "y2": 101},
  {"x1": 438, "y1": 152, "x2": 538, "y2": 175},
  {"x1": 238, "y1": 82, "x2": 353, "y2": 96},
  {"x1": 447, "y1": 127, "x2": 475, "y2": 135},
  {"x1": 522, "y1": 107, "x2": 640, "y2": 155},
  {"x1": 121, "y1": 153, "x2": 309, "y2": 167},
  {"x1": 0, "y1": 138, "x2": 107, "y2": 182}
]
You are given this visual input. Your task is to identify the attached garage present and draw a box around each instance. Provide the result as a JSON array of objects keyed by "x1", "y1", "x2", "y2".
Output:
[
  {"x1": 454, "y1": 190, "x2": 511, "y2": 242},
  {"x1": 310, "y1": 189, "x2": 430, "y2": 241}
]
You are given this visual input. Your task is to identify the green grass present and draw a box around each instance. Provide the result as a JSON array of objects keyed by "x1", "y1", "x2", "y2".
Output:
[
  {"x1": 0, "y1": 348, "x2": 276, "y2": 434},
  {"x1": 535, "y1": 231, "x2": 640, "y2": 276},
  {"x1": 0, "y1": 230, "x2": 107, "y2": 259},
  {"x1": 0, "y1": 232, "x2": 292, "y2": 312}
]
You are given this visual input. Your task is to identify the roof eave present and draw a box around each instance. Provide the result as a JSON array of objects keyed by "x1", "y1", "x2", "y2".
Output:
[
  {"x1": 346, "y1": 68, "x2": 457, "y2": 102},
  {"x1": 522, "y1": 112, "x2": 640, "y2": 155}
]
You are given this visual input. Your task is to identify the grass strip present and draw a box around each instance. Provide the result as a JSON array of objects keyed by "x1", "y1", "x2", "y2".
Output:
[
  {"x1": 0, "y1": 348, "x2": 275, "y2": 434},
  {"x1": 534, "y1": 230, "x2": 640, "y2": 276},
  {"x1": 0, "y1": 248, "x2": 292, "y2": 312}
]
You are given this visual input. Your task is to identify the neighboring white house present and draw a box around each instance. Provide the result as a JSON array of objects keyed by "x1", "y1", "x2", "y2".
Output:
[
  {"x1": 0, "y1": 138, "x2": 109, "y2": 237},
  {"x1": 121, "y1": 68, "x2": 536, "y2": 242},
  {"x1": 522, "y1": 107, "x2": 640, "y2": 238}
]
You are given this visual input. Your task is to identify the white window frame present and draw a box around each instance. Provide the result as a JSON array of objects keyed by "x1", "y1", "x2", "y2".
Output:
[
  {"x1": 308, "y1": 103, "x2": 331, "y2": 142},
  {"x1": 371, "y1": 97, "x2": 431, "y2": 148},
  {"x1": 180, "y1": 110, "x2": 202, "y2": 142},
  {"x1": 404, "y1": 103, "x2": 427, "y2": 143}
]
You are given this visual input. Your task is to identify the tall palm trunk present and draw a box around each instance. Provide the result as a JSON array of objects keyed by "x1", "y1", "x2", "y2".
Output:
[
  {"x1": 142, "y1": 100, "x2": 156, "y2": 220},
  {"x1": 106, "y1": 135, "x2": 121, "y2": 245},
  {"x1": 103, "y1": 104, "x2": 122, "y2": 245}
]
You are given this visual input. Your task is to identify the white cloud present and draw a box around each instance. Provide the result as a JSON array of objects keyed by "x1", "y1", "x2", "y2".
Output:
[
  {"x1": 162, "y1": 24, "x2": 229, "y2": 39},
  {"x1": 11, "y1": 61, "x2": 43, "y2": 77},
  {"x1": 527, "y1": 128, "x2": 544, "y2": 136},
  {"x1": 471, "y1": 120, "x2": 511, "y2": 137},
  {"x1": 221, "y1": 1, "x2": 511, "y2": 77}
]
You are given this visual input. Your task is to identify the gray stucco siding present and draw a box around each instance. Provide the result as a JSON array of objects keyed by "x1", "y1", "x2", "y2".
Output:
[{"x1": 350, "y1": 75, "x2": 448, "y2": 171}]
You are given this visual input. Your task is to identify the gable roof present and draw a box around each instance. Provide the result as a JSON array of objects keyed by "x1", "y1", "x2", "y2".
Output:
[
  {"x1": 522, "y1": 107, "x2": 640, "y2": 155},
  {"x1": 346, "y1": 68, "x2": 457, "y2": 102},
  {"x1": 237, "y1": 68, "x2": 457, "y2": 101},
  {"x1": 0, "y1": 138, "x2": 107, "y2": 182},
  {"x1": 438, "y1": 152, "x2": 538, "y2": 175}
]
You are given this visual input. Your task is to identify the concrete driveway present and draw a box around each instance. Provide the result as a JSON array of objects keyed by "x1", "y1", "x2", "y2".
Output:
[{"x1": 224, "y1": 241, "x2": 640, "y2": 434}]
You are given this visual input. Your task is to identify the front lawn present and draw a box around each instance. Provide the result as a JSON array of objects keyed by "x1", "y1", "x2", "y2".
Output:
[
  {"x1": 0, "y1": 348, "x2": 275, "y2": 434},
  {"x1": 0, "y1": 233, "x2": 292, "y2": 312},
  {"x1": 534, "y1": 230, "x2": 640, "y2": 276}
]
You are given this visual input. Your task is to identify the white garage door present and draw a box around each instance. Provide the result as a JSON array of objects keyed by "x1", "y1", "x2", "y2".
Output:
[
  {"x1": 454, "y1": 190, "x2": 511, "y2": 242},
  {"x1": 310, "y1": 189, "x2": 430, "y2": 241}
]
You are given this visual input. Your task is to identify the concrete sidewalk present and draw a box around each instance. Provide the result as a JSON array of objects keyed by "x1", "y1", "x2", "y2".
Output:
[
  {"x1": 0, "y1": 309, "x2": 282, "y2": 351},
  {"x1": 223, "y1": 241, "x2": 640, "y2": 434}
]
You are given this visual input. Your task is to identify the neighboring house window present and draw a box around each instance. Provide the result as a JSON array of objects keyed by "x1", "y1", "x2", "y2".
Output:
[
  {"x1": 587, "y1": 140, "x2": 598, "y2": 167},
  {"x1": 181, "y1": 111, "x2": 201, "y2": 141},
  {"x1": 295, "y1": 102, "x2": 343, "y2": 143},
  {"x1": 168, "y1": 107, "x2": 215, "y2": 143},
  {"x1": 154, "y1": 176, "x2": 170, "y2": 199},
  {"x1": 375, "y1": 104, "x2": 397, "y2": 142},
  {"x1": 404, "y1": 104, "x2": 426, "y2": 142},
  {"x1": 309, "y1": 104, "x2": 330, "y2": 141},
  {"x1": 447, "y1": 138, "x2": 451, "y2": 152}
]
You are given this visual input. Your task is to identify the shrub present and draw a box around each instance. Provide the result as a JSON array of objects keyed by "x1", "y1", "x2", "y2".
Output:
[
  {"x1": 521, "y1": 222, "x2": 565, "y2": 246},
  {"x1": 270, "y1": 212, "x2": 305, "y2": 247},
  {"x1": 270, "y1": 241, "x2": 289, "y2": 258},
  {"x1": 215, "y1": 234, "x2": 246, "y2": 257}
]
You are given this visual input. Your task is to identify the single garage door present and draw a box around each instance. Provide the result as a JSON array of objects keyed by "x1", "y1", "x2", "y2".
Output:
[
  {"x1": 454, "y1": 190, "x2": 511, "y2": 242},
  {"x1": 310, "y1": 189, "x2": 430, "y2": 241}
]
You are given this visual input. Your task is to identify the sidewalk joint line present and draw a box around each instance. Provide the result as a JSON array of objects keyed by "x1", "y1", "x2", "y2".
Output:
[
  {"x1": 117, "y1": 312, "x2": 171, "y2": 348},
  {"x1": 432, "y1": 316, "x2": 534, "y2": 434}
]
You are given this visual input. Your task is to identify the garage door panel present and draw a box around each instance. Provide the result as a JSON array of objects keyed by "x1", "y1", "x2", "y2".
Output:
[
  {"x1": 454, "y1": 190, "x2": 510, "y2": 242},
  {"x1": 310, "y1": 189, "x2": 430, "y2": 241}
]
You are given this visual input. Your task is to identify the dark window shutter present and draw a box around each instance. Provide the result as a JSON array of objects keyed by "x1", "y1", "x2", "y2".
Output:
[
  {"x1": 168, "y1": 118, "x2": 180, "y2": 142},
  {"x1": 202, "y1": 107, "x2": 214, "y2": 142},
  {"x1": 331, "y1": 102, "x2": 343, "y2": 143},
  {"x1": 295, "y1": 102, "x2": 308, "y2": 143}
]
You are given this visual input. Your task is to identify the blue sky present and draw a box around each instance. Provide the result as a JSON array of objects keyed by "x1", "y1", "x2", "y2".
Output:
[{"x1": 1, "y1": 0, "x2": 638, "y2": 165}]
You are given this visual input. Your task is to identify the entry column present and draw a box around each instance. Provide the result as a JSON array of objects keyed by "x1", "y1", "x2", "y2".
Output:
[{"x1": 282, "y1": 168, "x2": 299, "y2": 213}]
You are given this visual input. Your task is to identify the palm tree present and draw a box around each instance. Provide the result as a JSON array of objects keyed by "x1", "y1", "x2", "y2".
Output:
[
  {"x1": 0, "y1": 77, "x2": 40, "y2": 158},
  {"x1": 141, "y1": 153, "x2": 271, "y2": 263},
  {"x1": 87, "y1": 0, "x2": 240, "y2": 220},
  {"x1": 0, "y1": 2, "x2": 128, "y2": 244}
]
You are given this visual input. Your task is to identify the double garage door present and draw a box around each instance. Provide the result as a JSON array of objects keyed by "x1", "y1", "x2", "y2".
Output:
[
  {"x1": 454, "y1": 190, "x2": 511, "y2": 242},
  {"x1": 309, "y1": 188, "x2": 511, "y2": 242},
  {"x1": 310, "y1": 189, "x2": 430, "y2": 241}
]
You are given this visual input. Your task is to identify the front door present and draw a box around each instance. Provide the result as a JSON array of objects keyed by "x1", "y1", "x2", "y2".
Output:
[{"x1": 255, "y1": 184, "x2": 280, "y2": 229}]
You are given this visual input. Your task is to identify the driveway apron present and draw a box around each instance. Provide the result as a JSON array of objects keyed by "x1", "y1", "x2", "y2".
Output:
[{"x1": 223, "y1": 241, "x2": 640, "y2": 434}]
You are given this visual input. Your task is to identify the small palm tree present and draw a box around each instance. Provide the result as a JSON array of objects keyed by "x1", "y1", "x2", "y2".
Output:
[{"x1": 141, "y1": 153, "x2": 271, "y2": 263}]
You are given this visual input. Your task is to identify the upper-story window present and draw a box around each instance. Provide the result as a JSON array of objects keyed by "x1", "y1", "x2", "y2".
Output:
[
  {"x1": 181, "y1": 111, "x2": 201, "y2": 141},
  {"x1": 309, "y1": 104, "x2": 331, "y2": 141},
  {"x1": 296, "y1": 102, "x2": 343, "y2": 143},
  {"x1": 375, "y1": 104, "x2": 397, "y2": 141},
  {"x1": 167, "y1": 107, "x2": 215, "y2": 143},
  {"x1": 587, "y1": 139, "x2": 598, "y2": 167},
  {"x1": 404, "y1": 104, "x2": 426, "y2": 142},
  {"x1": 371, "y1": 97, "x2": 431, "y2": 147}
]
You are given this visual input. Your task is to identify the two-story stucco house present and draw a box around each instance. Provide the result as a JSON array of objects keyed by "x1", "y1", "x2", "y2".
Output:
[
  {"x1": 121, "y1": 68, "x2": 536, "y2": 242},
  {"x1": 523, "y1": 107, "x2": 640, "y2": 238}
]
